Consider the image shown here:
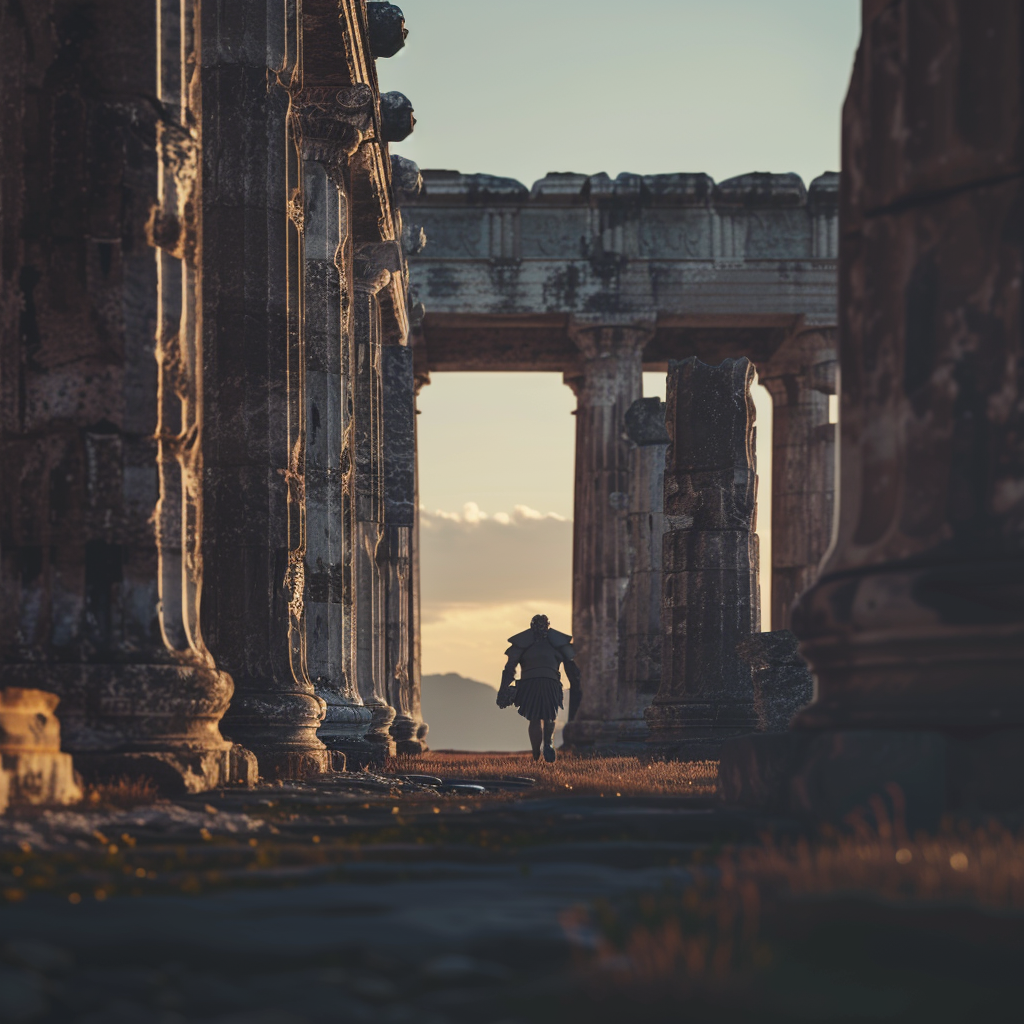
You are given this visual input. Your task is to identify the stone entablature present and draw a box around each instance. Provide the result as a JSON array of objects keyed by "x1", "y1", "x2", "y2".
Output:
[{"x1": 404, "y1": 170, "x2": 838, "y2": 372}]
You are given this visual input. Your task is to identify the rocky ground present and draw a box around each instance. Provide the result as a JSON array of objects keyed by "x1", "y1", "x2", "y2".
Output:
[{"x1": 0, "y1": 754, "x2": 1021, "y2": 1024}]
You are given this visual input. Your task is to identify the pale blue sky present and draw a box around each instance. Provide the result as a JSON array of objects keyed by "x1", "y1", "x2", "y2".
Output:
[
  {"x1": 383, "y1": 2, "x2": 862, "y2": 679},
  {"x1": 379, "y1": 0, "x2": 860, "y2": 190}
]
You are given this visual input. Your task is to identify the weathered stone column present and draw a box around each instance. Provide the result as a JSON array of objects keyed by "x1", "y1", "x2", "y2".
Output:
[
  {"x1": 201, "y1": 2, "x2": 330, "y2": 780},
  {"x1": 382, "y1": 345, "x2": 427, "y2": 754},
  {"x1": 611, "y1": 398, "x2": 669, "y2": 744},
  {"x1": 645, "y1": 358, "x2": 760, "y2": 757},
  {"x1": 345, "y1": 243, "x2": 403, "y2": 763},
  {"x1": 789, "y1": 2, "x2": 1024, "y2": 811},
  {"x1": 288, "y1": 80, "x2": 382, "y2": 772},
  {"x1": 0, "y1": 0, "x2": 249, "y2": 793},
  {"x1": 561, "y1": 322, "x2": 649, "y2": 748},
  {"x1": 758, "y1": 328, "x2": 837, "y2": 629}
]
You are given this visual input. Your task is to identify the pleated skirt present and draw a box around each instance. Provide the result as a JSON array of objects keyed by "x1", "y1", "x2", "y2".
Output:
[{"x1": 513, "y1": 677, "x2": 564, "y2": 721}]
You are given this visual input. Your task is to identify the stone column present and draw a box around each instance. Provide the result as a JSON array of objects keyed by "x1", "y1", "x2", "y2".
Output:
[
  {"x1": 345, "y1": 243, "x2": 403, "y2": 763},
  {"x1": 758, "y1": 328, "x2": 837, "y2": 629},
  {"x1": 288, "y1": 80, "x2": 382, "y2": 772},
  {"x1": 645, "y1": 357, "x2": 760, "y2": 757},
  {"x1": 614, "y1": 398, "x2": 670, "y2": 744},
  {"x1": 561, "y1": 321, "x2": 648, "y2": 748},
  {"x1": 201, "y1": 2, "x2": 330, "y2": 780},
  {"x1": 409, "y1": 371, "x2": 432, "y2": 753},
  {"x1": 791, "y1": 3, "x2": 1024, "y2": 765},
  {"x1": 0, "y1": 0, "x2": 249, "y2": 793},
  {"x1": 382, "y1": 345, "x2": 426, "y2": 754}
]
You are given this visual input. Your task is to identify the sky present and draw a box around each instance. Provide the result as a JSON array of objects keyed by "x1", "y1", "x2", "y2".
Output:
[{"x1": 377, "y1": 1, "x2": 861, "y2": 688}]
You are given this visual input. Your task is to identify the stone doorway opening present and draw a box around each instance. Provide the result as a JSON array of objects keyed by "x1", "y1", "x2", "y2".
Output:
[
  {"x1": 412, "y1": 370, "x2": 776, "y2": 753},
  {"x1": 415, "y1": 372, "x2": 575, "y2": 751}
]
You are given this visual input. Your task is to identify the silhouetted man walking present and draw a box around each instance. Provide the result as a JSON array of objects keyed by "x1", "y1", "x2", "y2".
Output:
[{"x1": 496, "y1": 614, "x2": 582, "y2": 762}]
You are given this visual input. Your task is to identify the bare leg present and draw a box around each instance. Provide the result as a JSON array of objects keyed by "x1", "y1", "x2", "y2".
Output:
[
  {"x1": 542, "y1": 719, "x2": 556, "y2": 762},
  {"x1": 528, "y1": 719, "x2": 542, "y2": 761}
]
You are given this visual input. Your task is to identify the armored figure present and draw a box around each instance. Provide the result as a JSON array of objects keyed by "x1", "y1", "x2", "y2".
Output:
[{"x1": 496, "y1": 614, "x2": 582, "y2": 762}]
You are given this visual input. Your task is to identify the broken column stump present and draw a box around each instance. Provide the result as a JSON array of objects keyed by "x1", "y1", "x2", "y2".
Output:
[
  {"x1": 0, "y1": 689, "x2": 81, "y2": 807},
  {"x1": 644, "y1": 357, "x2": 760, "y2": 758},
  {"x1": 736, "y1": 630, "x2": 813, "y2": 732}
]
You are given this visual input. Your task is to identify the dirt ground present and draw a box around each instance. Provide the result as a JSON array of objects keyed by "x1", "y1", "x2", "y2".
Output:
[{"x1": 0, "y1": 754, "x2": 1021, "y2": 1023}]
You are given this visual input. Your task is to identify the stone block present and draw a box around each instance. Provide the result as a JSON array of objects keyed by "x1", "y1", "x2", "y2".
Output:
[
  {"x1": 0, "y1": 688, "x2": 82, "y2": 807},
  {"x1": 789, "y1": 730, "x2": 947, "y2": 830},
  {"x1": 736, "y1": 630, "x2": 814, "y2": 731},
  {"x1": 719, "y1": 732, "x2": 811, "y2": 812},
  {"x1": 946, "y1": 730, "x2": 1024, "y2": 813}
]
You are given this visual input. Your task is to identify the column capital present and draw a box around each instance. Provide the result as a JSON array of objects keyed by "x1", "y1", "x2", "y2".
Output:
[
  {"x1": 759, "y1": 326, "x2": 837, "y2": 382},
  {"x1": 289, "y1": 84, "x2": 375, "y2": 178},
  {"x1": 567, "y1": 317, "x2": 656, "y2": 360}
]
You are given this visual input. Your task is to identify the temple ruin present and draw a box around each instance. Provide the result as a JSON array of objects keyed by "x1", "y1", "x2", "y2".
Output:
[
  {"x1": 2, "y1": 1, "x2": 1021, "y2": 822},
  {"x1": 403, "y1": 171, "x2": 839, "y2": 748}
]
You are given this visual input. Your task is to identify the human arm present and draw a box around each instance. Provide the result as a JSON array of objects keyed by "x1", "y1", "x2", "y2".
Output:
[
  {"x1": 496, "y1": 647, "x2": 523, "y2": 708},
  {"x1": 557, "y1": 644, "x2": 583, "y2": 721}
]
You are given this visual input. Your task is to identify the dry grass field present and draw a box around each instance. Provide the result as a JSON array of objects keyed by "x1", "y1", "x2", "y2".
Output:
[{"x1": 391, "y1": 750, "x2": 720, "y2": 798}]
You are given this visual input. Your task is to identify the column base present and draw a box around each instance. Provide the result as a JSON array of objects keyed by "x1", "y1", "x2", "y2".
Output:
[
  {"x1": 561, "y1": 717, "x2": 651, "y2": 751},
  {"x1": 719, "y1": 728, "x2": 1024, "y2": 827},
  {"x1": 318, "y1": 700, "x2": 376, "y2": 771},
  {"x1": 364, "y1": 700, "x2": 397, "y2": 762},
  {"x1": 794, "y1": 563, "x2": 1024, "y2": 730},
  {"x1": 2, "y1": 663, "x2": 252, "y2": 793},
  {"x1": 73, "y1": 744, "x2": 257, "y2": 794},
  {"x1": 643, "y1": 700, "x2": 757, "y2": 760},
  {"x1": 391, "y1": 715, "x2": 429, "y2": 756},
  {"x1": 220, "y1": 687, "x2": 330, "y2": 781}
]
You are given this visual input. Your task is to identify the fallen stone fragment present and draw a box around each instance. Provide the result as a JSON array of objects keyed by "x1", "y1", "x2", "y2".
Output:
[
  {"x1": 736, "y1": 630, "x2": 814, "y2": 732},
  {"x1": 0, "y1": 688, "x2": 82, "y2": 808}
]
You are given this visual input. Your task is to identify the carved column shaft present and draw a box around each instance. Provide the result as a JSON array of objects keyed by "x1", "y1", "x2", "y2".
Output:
[
  {"x1": 201, "y1": 2, "x2": 330, "y2": 780},
  {"x1": 616, "y1": 398, "x2": 670, "y2": 744},
  {"x1": 382, "y1": 345, "x2": 425, "y2": 754},
  {"x1": 346, "y1": 247, "x2": 400, "y2": 762},
  {"x1": 561, "y1": 324, "x2": 647, "y2": 747},
  {"x1": 794, "y1": 2, "x2": 1024, "y2": 732},
  {"x1": 759, "y1": 328, "x2": 837, "y2": 630},
  {"x1": 287, "y1": 67, "x2": 380, "y2": 769},
  {"x1": 0, "y1": 0, "x2": 247, "y2": 793},
  {"x1": 645, "y1": 357, "x2": 760, "y2": 757}
]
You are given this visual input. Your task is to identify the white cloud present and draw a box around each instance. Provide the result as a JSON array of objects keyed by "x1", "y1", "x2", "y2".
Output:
[
  {"x1": 422, "y1": 599, "x2": 574, "y2": 688},
  {"x1": 419, "y1": 503, "x2": 574, "y2": 681},
  {"x1": 420, "y1": 505, "x2": 572, "y2": 605}
]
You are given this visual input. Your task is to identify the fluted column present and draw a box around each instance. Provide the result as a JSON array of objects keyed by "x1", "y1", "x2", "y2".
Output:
[
  {"x1": 381, "y1": 344, "x2": 427, "y2": 754},
  {"x1": 615, "y1": 398, "x2": 669, "y2": 744},
  {"x1": 645, "y1": 357, "x2": 760, "y2": 757},
  {"x1": 202, "y1": 2, "x2": 330, "y2": 780},
  {"x1": 793, "y1": 2, "x2": 1024, "y2": 736},
  {"x1": 345, "y1": 244, "x2": 402, "y2": 763},
  {"x1": 0, "y1": 0, "x2": 248, "y2": 793},
  {"x1": 561, "y1": 321, "x2": 648, "y2": 747},
  {"x1": 758, "y1": 328, "x2": 837, "y2": 629}
]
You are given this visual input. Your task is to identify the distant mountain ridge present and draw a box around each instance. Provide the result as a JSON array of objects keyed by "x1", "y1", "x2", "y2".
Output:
[{"x1": 421, "y1": 673, "x2": 565, "y2": 752}]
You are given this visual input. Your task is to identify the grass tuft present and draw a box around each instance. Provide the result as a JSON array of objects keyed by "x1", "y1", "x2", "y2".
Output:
[{"x1": 391, "y1": 751, "x2": 719, "y2": 798}]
